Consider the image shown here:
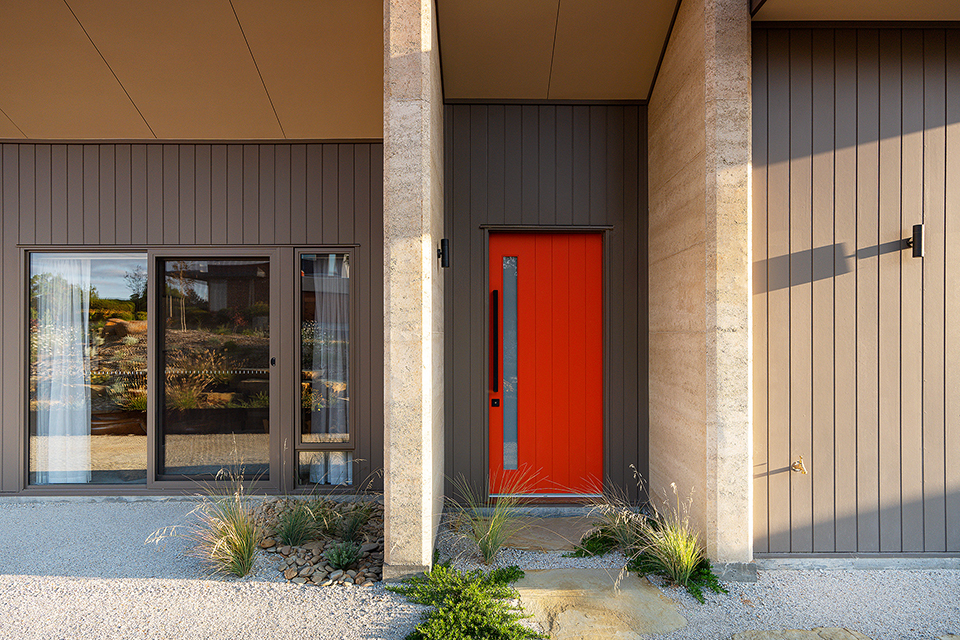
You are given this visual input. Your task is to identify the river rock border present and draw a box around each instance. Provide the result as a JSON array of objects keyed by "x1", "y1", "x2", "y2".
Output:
[{"x1": 256, "y1": 498, "x2": 384, "y2": 588}]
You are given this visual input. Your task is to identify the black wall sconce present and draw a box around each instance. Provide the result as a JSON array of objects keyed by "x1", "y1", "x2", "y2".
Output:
[
  {"x1": 438, "y1": 238, "x2": 450, "y2": 268},
  {"x1": 905, "y1": 224, "x2": 924, "y2": 258}
]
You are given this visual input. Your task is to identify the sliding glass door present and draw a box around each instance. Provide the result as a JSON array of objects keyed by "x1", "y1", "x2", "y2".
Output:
[
  {"x1": 27, "y1": 247, "x2": 361, "y2": 491},
  {"x1": 156, "y1": 257, "x2": 274, "y2": 481}
]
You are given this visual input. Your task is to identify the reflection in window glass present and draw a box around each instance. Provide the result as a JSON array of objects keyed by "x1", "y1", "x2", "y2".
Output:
[
  {"x1": 159, "y1": 259, "x2": 270, "y2": 479},
  {"x1": 299, "y1": 451, "x2": 353, "y2": 486},
  {"x1": 300, "y1": 254, "x2": 350, "y2": 445},
  {"x1": 29, "y1": 253, "x2": 148, "y2": 484}
]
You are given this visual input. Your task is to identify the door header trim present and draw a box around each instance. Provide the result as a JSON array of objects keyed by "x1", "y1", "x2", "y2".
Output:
[{"x1": 480, "y1": 224, "x2": 613, "y2": 231}]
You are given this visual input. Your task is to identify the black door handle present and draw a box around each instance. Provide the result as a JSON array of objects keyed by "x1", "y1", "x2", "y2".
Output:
[{"x1": 491, "y1": 290, "x2": 499, "y2": 393}]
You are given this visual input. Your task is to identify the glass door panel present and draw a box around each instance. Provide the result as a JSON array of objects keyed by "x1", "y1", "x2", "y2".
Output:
[
  {"x1": 158, "y1": 258, "x2": 271, "y2": 479},
  {"x1": 28, "y1": 253, "x2": 148, "y2": 484}
]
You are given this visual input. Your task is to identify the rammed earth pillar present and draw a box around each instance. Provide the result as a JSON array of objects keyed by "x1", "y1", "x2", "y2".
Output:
[
  {"x1": 703, "y1": 0, "x2": 752, "y2": 566},
  {"x1": 382, "y1": 0, "x2": 445, "y2": 579},
  {"x1": 648, "y1": 0, "x2": 752, "y2": 571}
]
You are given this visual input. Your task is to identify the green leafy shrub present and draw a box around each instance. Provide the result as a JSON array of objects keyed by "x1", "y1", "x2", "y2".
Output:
[
  {"x1": 324, "y1": 541, "x2": 360, "y2": 570},
  {"x1": 387, "y1": 560, "x2": 543, "y2": 640},
  {"x1": 566, "y1": 528, "x2": 619, "y2": 558}
]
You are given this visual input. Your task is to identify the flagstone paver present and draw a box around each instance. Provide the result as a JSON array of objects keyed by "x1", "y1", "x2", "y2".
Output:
[{"x1": 514, "y1": 568, "x2": 686, "y2": 639}]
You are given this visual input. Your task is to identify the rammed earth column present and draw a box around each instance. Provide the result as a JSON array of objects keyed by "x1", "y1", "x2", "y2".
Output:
[{"x1": 382, "y1": 0, "x2": 445, "y2": 579}]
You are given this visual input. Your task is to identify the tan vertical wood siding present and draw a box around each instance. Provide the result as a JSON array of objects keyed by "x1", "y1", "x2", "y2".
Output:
[
  {"x1": 754, "y1": 27, "x2": 960, "y2": 553},
  {"x1": 443, "y1": 104, "x2": 648, "y2": 499},
  {"x1": 0, "y1": 142, "x2": 384, "y2": 493}
]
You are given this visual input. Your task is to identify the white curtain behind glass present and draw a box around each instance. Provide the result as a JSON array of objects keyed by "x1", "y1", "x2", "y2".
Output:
[
  {"x1": 34, "y1": 257, "x2": 92, "y2": 484},
  {"x1": 309, "y1": 254, "x2": 350, "y2": 484}
]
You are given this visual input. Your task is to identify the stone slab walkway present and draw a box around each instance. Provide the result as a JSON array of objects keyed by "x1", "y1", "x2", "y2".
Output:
[
  {"x1": 515, "y1": 568, "x2": 686, "y2": 639},
  {"x1": 504, "y1": 516, "x2": 594, "y2": 552}
]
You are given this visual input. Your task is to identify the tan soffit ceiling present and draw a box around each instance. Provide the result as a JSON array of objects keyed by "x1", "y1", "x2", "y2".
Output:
[
  {"x1": 437, "y1": 0, "x2": 676, "y2": 101},
  {"x1": 754, "y1": 0, "x2": 960, "y2": 21},
  {"x1": 0, "y1": 1, "x2": 382, "y2": 140},
  {"x1": 231, "y1": 0, "x2": 382, "y2": 140},
  {"x1": 0, "y1": 0, "x2": 153, "y2": 139}
]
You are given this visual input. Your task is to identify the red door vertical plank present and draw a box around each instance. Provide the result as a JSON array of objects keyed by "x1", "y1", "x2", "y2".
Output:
[
  {"x1": 568, "y1": 234, "x2": 588, "y2": 493},
  {"x1": 583, "y1": 232, "x2": 606, "y2": 494},
  {"x1": 488, "y1": 239, "x2": 504, "y2": 489},
  {"x1": 552, "y1": 234, "x2": 571, "y2": 491},
  {"x1": 534, "y1": 235, "x2": 554, "y2": 490},
  {"x1": 518, "y1": 234, "x2": 539, "y2": 488}
]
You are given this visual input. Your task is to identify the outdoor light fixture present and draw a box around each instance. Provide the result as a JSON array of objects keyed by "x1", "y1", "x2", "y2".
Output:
[
  {"x1": 905, "y1": 224, "x2": 924, "y2": 258},
  {"x1": 438, "y1": 238, "x2": 450, "y2": 268}
]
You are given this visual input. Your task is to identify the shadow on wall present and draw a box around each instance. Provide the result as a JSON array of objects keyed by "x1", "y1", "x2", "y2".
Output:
[{"x1": 754, "y1": 239, "x2": 911, "y2": 294}]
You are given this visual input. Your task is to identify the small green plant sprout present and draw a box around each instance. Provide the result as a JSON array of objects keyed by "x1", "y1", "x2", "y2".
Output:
[
  {"x1": 387, "y1": 559, "x2": 544, "y2": 640},
  {"x1": 324, "y1": 541, "x2": 361, "y2": 570},
  {"x1": 449, "y1": 468, "x2": 537, "y2": 565}
]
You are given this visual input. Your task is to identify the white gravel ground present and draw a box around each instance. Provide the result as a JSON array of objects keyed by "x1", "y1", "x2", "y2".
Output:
[
  {"x1": 0, "y1": 499, "x2": 424, "y2": 640},
  {"x1": 2, "y1": 502, "x2": 957, "y2": 640},
  {"x1": 437, "y1": 519, "x2": 960, "y2": 640},
  {"x1": 648, "y1": 568, "x2": 960, "y2": 640}
]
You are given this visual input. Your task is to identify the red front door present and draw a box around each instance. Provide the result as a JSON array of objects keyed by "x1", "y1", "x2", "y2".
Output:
[{"x1": 488, "y1": 233, "x2": 603, "y2": 496}]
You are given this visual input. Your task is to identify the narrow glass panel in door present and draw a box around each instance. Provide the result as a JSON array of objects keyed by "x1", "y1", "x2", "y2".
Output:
[{"x1": 158, "y1": 259, "x2": 270, "y2": 479}]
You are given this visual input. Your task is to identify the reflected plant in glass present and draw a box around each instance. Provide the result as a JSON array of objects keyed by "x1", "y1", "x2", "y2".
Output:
[{"x1": 28, "y1": 253, "x2": 148, "y2": 485}]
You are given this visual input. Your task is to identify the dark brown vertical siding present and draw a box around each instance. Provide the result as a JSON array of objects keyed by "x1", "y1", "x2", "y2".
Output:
[
  {"x1": 754, "y1": 27, "x2": 960, "y2": 553},
  {"x1": 752, "y1": 29, "x2": 769, "y2": 554},
  {"x1": 99, "y1": 146, "x2": 116, "y2": 245},
  {"x1": 162, "y1": 145, "x2": 179, "y2": 245},
  {"x1": 922, "y1": 30, "x2": 948, "y2": 553},
  {"x1": 946, "y1": 30, "x2": 960, "y2": 552},
  {"x1": 810, "y1": 29, "x2": 836, "y2": 554},
  {"x1": 321, "y1": 145, "x2": 339, "y2": 243},
  {"x1": 179, "y1": 146, "x2": 195, "y2": 246},
  {"x1": 35, "y1": 145, "x2": 52, "y2": 245},
  {"x1": 0, "y1": 142, "x2": 384, "y2": 493},
  {"x1": 444, "y1": 104, "x2": 648, "y2": 499}
]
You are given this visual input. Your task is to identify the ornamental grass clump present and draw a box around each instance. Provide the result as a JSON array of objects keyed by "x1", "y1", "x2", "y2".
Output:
[
  {"x1": 185, "y1": 471, "x2": 261, "y2": 577},
  {"x1": 338, "y1": 500, "x2": 377, "y2": 543},
  {"x1": 275, "y1": 501, "x2": 319, "y2": 547},
  {"x1": 571, "y1": 467, "x2": 727, "y2": 603},
  {"x1": 449, "y1": 470, "x2": 534, "y2": 565}
]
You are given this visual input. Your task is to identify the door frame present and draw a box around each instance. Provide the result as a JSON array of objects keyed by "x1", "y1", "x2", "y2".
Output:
[
  {"x1": 482, "y1": 226, "x2": 612, "y2": 499},
  {"x1": 283, "y1": 246, "x2": 361, "y2": 492},
  {"x1": 146, "y1": 247, "x2": 282, "y2": 492}
]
